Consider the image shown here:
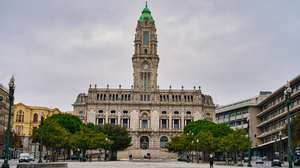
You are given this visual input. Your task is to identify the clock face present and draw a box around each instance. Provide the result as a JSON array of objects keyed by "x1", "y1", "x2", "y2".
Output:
[{"x1": 143, "y1": 64, "x2": 149, "y2": 70}]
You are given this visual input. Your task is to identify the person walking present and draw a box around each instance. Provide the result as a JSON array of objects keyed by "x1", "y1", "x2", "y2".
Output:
[{"x1": 209, "y1": 154, "x2": 214, "y2": 168}]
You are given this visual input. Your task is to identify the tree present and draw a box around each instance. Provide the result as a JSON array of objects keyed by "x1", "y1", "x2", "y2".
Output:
[
  {"x1": 33, "y1": 120, "x2": 71, "y2": 161},
  {"x1": 195, "y1": 131, "x2": 217, "y2": 157},
  {"x1": 44, "y1": 113, "x2": 83, "y2": 134},
  {"x1": 168, "y1": 119, "x2": 251, "y2": 164},
  {"x1": 218, "y1": 129, "x2": 250, "y2": 165},
  {"x1": 70, "y1": 124, "x2": 106, "y2": 159},
  {"x1": 184, "y1": 120, "x2": 233, "y2": 138},
  {"x1": 292, "y1": 115, "x2": 300, "y2": 147},
  {"x1": 99, "y1": 124, "x2": 131, "y2": 160},
  {"x1": 167, "y1": 135, "x2": 190, "y2": 153}
]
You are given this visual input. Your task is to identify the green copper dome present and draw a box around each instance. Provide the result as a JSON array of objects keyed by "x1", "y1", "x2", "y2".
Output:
[{"x1": 138, "y1": 2, "x2": 154, "y2": 22}]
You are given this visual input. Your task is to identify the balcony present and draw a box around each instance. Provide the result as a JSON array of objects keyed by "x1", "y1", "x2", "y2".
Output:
[
  {"x1": 257, "y1": 100, "x2": 284, "y2": 117},
  {"x1": 138, "y1": 128, "x2": 152, "y2": 132},
  {"x1": 257, "y1": 125, "x2": 285, "y2": 139}
]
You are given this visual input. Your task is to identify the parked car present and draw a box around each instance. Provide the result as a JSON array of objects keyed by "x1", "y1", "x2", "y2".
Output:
[
  {"x1": 70, "y1": 154, "x2": 87, "y2": 161},
  {"x1": 295, "y1": 147, "x2": 300, "y2": 166},
  {"x1": 255, "y1": 157, "x2": 264, "y2": 164},
  {"x1": 19, "y1": 153, "x2": 34, "y2": 163},
  {"x1": 271, "y1": 159, "x2": 282, "y2": 167}
]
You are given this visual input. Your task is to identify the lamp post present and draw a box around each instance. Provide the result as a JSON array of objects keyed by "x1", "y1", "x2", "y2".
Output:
[
  {"x1": 1, "y1": 76, "x2": 15, "y2": 168},
  {"x1": 196, "y1": 139, "x2": 199, "y2": 163},
  {"x1": 284, "y1": 81, "x2": 292, "y2": 168},
  {"x1": 191, "y1": 140, "x2": 194, "y2": 163},
  {"x1": 279, "y1": 131, "x2": 283, "y2": 163},
  {"x1": 247, "y1": 116, "x2": 252, "y2": 167},
  {"x1": 104, "y1": 138, "x2": 108, "y2": 161},
  {"x1": 38, "y1": 117, "x2": 44, "y2": 163}
]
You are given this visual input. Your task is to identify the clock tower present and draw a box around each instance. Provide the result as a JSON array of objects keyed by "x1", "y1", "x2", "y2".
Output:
[{"x1": 132, "y1": 2, "x2": 159, "y2": 92}]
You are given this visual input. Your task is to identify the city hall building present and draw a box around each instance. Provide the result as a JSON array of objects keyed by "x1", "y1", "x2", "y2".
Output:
[{"x1": 73, "y1": 4, "x2": 215, "y2": 159}]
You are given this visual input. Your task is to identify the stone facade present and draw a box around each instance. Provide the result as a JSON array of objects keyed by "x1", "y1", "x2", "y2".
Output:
[
  {"x1": 73, "y1": 4, "x2": 215, "y2": 159},
  {"x1": 0, "y1": 84, "x2": 9, "y2": 153},
  {"x1": 12, "y1": 103, "x2": 62, "y2": 152}
]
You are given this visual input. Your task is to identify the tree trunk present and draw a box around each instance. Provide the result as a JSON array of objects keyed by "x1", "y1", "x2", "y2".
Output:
[
  {"x1": 110, "y1": 150, "x2": 117, "y2": 161},
  {"x1": 225, "y1": 152, "x2": 229, "y2": 165}
]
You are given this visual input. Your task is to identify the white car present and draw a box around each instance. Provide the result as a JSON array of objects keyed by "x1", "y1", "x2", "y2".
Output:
[{"x1": 19, "y1": 153, "x2": 34, "y2": 163}]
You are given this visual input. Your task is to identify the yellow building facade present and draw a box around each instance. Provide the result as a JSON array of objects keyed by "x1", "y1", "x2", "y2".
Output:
[{"x1": 12, "y1": 103, "x2": 61, "y2": 151}]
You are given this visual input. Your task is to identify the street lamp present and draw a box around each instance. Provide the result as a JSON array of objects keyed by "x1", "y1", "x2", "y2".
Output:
[
  {"x1": 247, "y1": 116, "x2": 252, "y2": 167},
  {"x1": 1, "y1": 76, "x2": 15, "y2": 168},
  {"x1": 284, "y1": 81, "x2": 292, "y2": 168},
  {"x1": 104, "y1": 137, "x2": 109, "y2": 161},
  {"x1": 191, "y1": 140, "x2": 194, "y2": 162},
  {"x1": 279, "y1": 131, "x2": 283, "y2": 162},
  {"x1": 38, "y1": 117, "x2": 44, "y2": 163},
  {"x1": 196, "y1": 139, "x2": 199, "y2": 163}
]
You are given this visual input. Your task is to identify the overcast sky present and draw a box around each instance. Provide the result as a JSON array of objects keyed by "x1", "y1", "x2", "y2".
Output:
[{"x1": 1, "y1": 0, "x2": 300, "y2": 111}]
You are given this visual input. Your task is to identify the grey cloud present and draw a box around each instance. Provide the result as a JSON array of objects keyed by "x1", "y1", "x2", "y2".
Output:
[{"x1": 0, "y1": 0, "x2": 300, "y2": 110}]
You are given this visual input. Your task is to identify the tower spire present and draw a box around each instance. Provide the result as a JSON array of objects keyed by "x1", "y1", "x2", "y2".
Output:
[{"x1": 139, "y1": 1, "x2": 154, "y2": 22}]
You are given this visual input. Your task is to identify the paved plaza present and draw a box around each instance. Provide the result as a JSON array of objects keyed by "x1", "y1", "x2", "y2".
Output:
[{"x1": 2, "y1": 160, "x2": 300, "y2": 168}]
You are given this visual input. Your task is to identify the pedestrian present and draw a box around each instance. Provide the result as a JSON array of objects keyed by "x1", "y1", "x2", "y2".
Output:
[{"x1": 209, "y1": 154, "x2": 214, "y2": 168}]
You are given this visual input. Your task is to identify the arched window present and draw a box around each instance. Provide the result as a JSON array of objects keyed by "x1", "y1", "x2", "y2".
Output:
[
  {"x1": 16, "y1": 110, "x2": 24, "y2": 123},
  {"x1": 161, "y1": 111, "x2": 167, "y2": 115},
  {"x1": 33, "y1": 113, "x2": 38, "y2": 123},
  {"x1": 111, "y1": 110, "x2": 116, "y2": 114},
  {"x1": 98, "y1": 110, "x2": 103, "y2": 114},
  {"x1": 174, "y1": 111, "x2": 179, "y2": 115},
  {"x1": 160, "y1": 136, "x2": 168, "y2": 148},
  {"x1": 41, "y1": 114, "x2": 45, "y2": 122},
  {"x1": 186, "y1": 111, "x2": 191, "y2": 115},
  {"x1": 140, "y1": 136, "x2": 149, "y2": 149}
]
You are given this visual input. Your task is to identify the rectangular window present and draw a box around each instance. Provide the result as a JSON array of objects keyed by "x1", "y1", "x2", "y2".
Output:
[
  {"x1": 173, "y1": 119, "x2": 180, "y2": 129},
  {"x1": 110, "y1": 118, "x2": 116, "y2": 125},
  {"x1": 143, "y1": 31, "x2": 150, "y2": 44},
  {"x1": 141, "y1": 119, "x2": 148, "y2": 128},
  {"x1": 122, "y1": 118, "x2": 129, "y2": 128},
  {"x1": 161, "y1": 119, "x2": 168, "y2": 129},
  {"x1": 98, "y1": 118, "x2": 104, "y2": 125}
]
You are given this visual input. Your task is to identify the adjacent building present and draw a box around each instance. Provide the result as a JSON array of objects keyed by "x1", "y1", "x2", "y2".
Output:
[
  {"x1": 216, "y1": 74, "x2": 300, "y2": 160},
  {"x1": 12, "y1": 103, "x2": 62, "y2": 152},
  {"x1": 73, "y1": 4, "x2": 215, "y2": 159},
  {"x1": 216, "y1": 91, "x2": 271, "y2": 147},
  {"x1": 255, "y1": 75, "x2": 300, "y2": 159},
  {"x1": 0, "y1": 84, "x2": 9, "y2": 153}
]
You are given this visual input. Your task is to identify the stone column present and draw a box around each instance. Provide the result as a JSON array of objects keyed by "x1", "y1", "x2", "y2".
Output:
[
  {"x1": 169, "y1": 115, "x2": 172, "y2": 129},
  {"x1": 181, "y1": 114, "x2": 185, "y2": 130},
  {"x1": 151, "y1": 110, "x2": 159, "y2": 131},
  {"x1": 105, "y1": 111, "x2": 109, "y2": 124},
  {"x1": 131, "y1": 110, "x2": 139, "y2": 131},
  {"x1": 118, "y1": 112, "x2": 121, "y2": 125}
]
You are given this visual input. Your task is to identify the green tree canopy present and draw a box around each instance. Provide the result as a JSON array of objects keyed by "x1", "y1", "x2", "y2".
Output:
[
  {"x1": 99, "y1": 124, "x2": 131, "y2": 152},
  {"x1": 70, "y1": 124, "x2": 107, "y2": 151},
  {"x1": 184, "y1": 120, "x2": 233, "y2": 138},
  {"x1": 44, "y1": 113, "x2": 83, "y2": 134}
]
